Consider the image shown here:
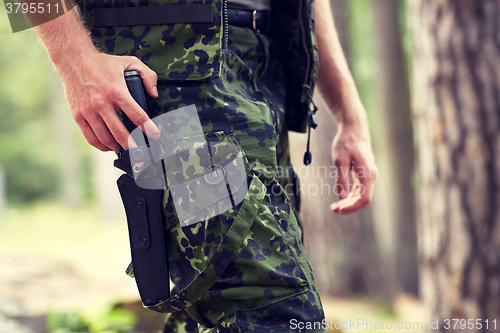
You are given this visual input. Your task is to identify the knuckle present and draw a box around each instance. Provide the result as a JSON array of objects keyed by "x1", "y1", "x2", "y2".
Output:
[
  {"x1": 113, "y1": 128, "x2": 129, "y2": 142},
  {"x1": 101, "y1": 137, "x2": 114, "y2": 146},
  {"x1": 79, "y1": 106, "x2": 92, "y2": 117},
  {"x1": 132, "y1": 112, "x2": 147, "y2": 126},
  {"x1": 127, "y1": 55, "x2": 140, "y2": 62},
  {"x1": 72, "y1": 111, "x2": 84, "y2": 123},
  {"x1": 334, "y1": 155, "x2": 349, "y2": 167},
  {"x1": 90, "y1": 96, "x2": 106, "y2": 110},
  {"x1": 104, "y1": 86, "x2": 119, "y2": 100},
  {"x1": 86, "y1": 137, "x2": 99, "y2": 147}
]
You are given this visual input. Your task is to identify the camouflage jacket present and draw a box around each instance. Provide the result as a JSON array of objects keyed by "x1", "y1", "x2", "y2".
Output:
[{"x1": 77, "y1": 0, "x2": 318, "y2": 133}]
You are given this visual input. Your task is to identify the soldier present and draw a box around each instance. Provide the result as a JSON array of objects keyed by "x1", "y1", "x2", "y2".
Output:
[{"x1": 33, "y1": 0, "x2": 377, "y2": 331}]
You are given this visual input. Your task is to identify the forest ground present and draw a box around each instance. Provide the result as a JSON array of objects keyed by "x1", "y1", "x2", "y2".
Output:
[{"x1": 0, "y1": 205, "x2": 427, "y2": 333}]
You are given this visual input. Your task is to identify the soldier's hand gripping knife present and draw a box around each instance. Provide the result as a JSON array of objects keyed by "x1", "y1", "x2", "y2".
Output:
[{"x1": 114, "y1": 70, "x2": 170, "y2": 309}]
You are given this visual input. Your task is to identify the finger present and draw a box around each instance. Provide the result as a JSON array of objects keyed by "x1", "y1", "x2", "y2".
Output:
[
  {"x1": 330, "y1": 201, "x2": 343, "y2": 213},
  {"x1": 125, "y1": 57, "x2": 158, "y2": 98},
  {"x1": 98, "y1": 105, "x2": 138, "y2": 150},
  {"x1": 115, "y1": 88, "x2": 161, "y2": 140},
  {"x1": 351, "y1": 159, "x2": 377, "y2": 207},
  {"x1": 74, "y1": 113, "x2": 112, "y2": 151},
  {"x1": 330, "y1": 169, "x2": 359, "y2": 212},
  {"x1": 96, "y1": 106, "x2": 144, "y2": 167},
  {"x1": 125, "y1": 132, "x2": 144, "y2": 168},
  {"x1": 359, "y1": 163, "x2": 378, "y2": 197},
  {"x1": 330, "y1": 187, "x2": 355, "y2": 211},
  {"x1": 331, "y1": 163, "x2": 375, "y2": 214},
  {"x1": 96, "y1": 102, "x2": 143, "y2": 169},
  {"x1": 333, "y1": 187, "x2": 368, "y2": 214},
  {"x1": 86, "y1": 112, "x2": 121, "y2": 152},
  {"x1": 335, "y1": 158, "x2": 351, "y2": 199}
]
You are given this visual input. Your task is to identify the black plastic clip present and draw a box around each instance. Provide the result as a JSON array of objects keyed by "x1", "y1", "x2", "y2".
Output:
[{"x1": 303, "y1": 85, "x2": 318, "y2": 166}]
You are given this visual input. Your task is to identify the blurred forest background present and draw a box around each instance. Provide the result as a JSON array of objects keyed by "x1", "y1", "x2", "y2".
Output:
[{"x1": 1, "y1": 0, "x2": 500, "y2": 332}]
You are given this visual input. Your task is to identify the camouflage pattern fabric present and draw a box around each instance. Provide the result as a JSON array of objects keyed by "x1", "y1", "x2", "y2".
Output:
[
  {"x1": 154, "y1": 26, "x2": 324, "y2": 332},
  {"x1": 127, "y1": 106, "x2": 250, "y2": 226},
  {"x1": 76, "y1": 0, "x2": 318, "y2": 133},
  {"x1": 77, "y1": 0, "x2": 324, "y2": 330}
]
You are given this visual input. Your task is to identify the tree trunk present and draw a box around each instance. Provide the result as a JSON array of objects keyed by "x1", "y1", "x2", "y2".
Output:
[
  {"x1": 372, "y1": 0, "x2": 418, "y2": 296},
  {"x1": 288, "y1": 0, "x2": 396, "y2": 305},
  {"x1": 410, "y1": 0, "x2": 500, "y2": 331}
]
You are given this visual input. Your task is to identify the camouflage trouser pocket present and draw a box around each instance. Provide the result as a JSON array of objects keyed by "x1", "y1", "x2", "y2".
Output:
[
  {"x1": 161, "y1": 130, "x2": 249, "y2": 228},
  {"x1": 147, "y1": 169, "x2": 264, "y2": 314},
  {"x1": 188, "y1": 177, "x2": 312, "y2": 326},
  {"x1": 155, "y1": 168, "x2": 311, "y2": 328}
]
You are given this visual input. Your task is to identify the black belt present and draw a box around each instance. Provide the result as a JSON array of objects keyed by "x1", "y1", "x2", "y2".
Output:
[
  {"x1": 92, "y1": 5, "x2": 271, "y2": 33},
  {"x1": 93, "y1": 4, "x2": 213, "y2": 27},
  {"x1": 227, "y1": 9, "x2": 271, "y2": 33}
]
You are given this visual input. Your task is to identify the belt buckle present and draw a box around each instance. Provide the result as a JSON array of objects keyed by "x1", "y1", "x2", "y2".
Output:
[{"x1": 252, "y1": 10, "x2": 258, "y2": 31}]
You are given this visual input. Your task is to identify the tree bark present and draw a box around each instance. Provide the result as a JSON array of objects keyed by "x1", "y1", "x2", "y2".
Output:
[
  {"x1": 410, "y1": 0, "x2": 500, "y2": 331},
  {"x1": 372, "y1": 0, "x2": 418, "y2": 296}
]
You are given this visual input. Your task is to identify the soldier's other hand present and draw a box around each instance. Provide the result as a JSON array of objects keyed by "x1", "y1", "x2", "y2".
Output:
[
  {"x1": 329, "y1": 123, "x2": 378, "y2": 214},
  {"x1": 59, "y1": 52, "x2": 160, "y2": 152}
]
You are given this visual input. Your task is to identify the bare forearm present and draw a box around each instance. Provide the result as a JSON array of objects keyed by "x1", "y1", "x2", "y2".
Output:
[
  {"x1": 314, "y1": 0, "x2": 367, "y2": 128},
  {"x1": 313, "y1": 1, "x2": 377, "y2": 214},
  {"x1": 31, "y1": 8, "x2": 159, "y2": 152},
  {"x1": 33, "y1": 9, "x2": 99, "y2": 71}
]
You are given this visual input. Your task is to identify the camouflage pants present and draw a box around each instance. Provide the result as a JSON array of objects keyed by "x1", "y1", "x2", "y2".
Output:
[{"x1": 147, "y1": 25, "x2": 325, "y2": 333}]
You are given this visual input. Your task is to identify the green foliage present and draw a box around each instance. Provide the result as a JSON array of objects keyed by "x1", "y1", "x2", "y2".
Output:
[
  {"x1": 0, "y1": 3, "x2": 14, "y2": 33},
  {"x1": 0, "y1": 29, "x2": 93, "y2": 204},
  {"x1": 47, "y1": 306, "x2": 137, "y2": 333},
  {"x1": 47, "y1": 311, "x2": 91, "y2": 333},
  {"x1": 0, "y1": 31, "x2": 57, "y2": 203},
  {"x1": 345, "y1": 0, "x2": 376, "y2": 117}
]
